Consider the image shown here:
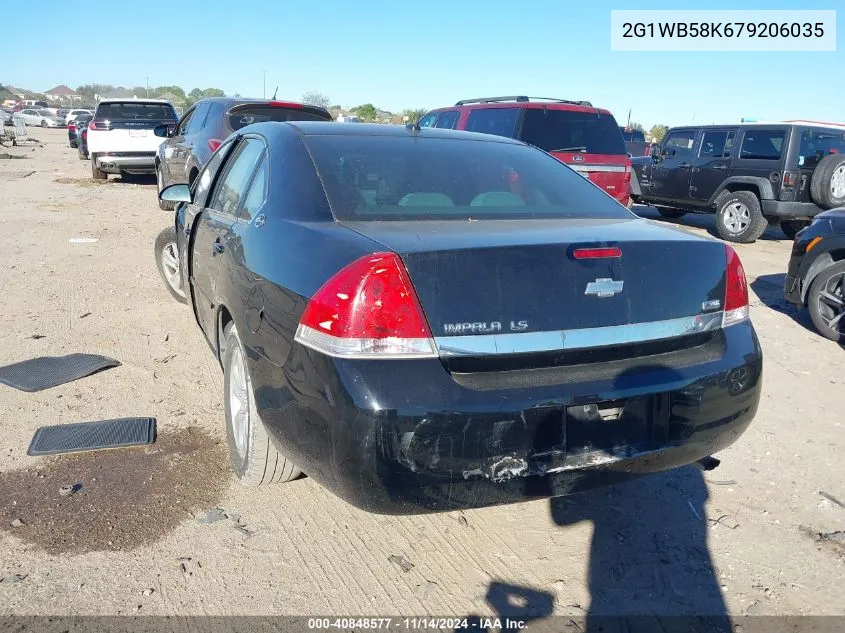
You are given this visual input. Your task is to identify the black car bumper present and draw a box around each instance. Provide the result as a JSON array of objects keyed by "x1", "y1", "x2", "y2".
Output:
[
  {"x1": 761, "y1": 200, "x2": 824, "y2": 219},
  {"x1": 247, "y1": 321, "x2": 762, "y2": 515}
]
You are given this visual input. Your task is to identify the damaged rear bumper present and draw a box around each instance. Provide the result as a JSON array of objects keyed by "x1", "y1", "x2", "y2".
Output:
[{"x1": 248, "y1": 321, "x2": 762, "y2": 515}]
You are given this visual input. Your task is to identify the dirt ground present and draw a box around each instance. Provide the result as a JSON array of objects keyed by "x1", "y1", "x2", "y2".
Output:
[{"x1": 0, "y1": 129, "x2": 843, "y2": 620}]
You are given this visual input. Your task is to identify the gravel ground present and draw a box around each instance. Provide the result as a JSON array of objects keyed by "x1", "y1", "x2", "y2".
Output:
[{"x1": 0, "y1": 129, "x2": 843, "y2": 620}]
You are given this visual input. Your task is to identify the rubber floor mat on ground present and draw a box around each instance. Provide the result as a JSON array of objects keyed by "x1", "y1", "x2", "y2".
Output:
[
  {"x1": 0, "y1": 353, "x2": 120, "y2": 392},
  {"x1": 28, "y1": 417, "x2": 157, "y2": 456}
]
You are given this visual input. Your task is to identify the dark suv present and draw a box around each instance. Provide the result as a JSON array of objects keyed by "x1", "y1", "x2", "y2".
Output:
[
  {"x1": 154, "y1": 97, "x2": 332, "y2": 208},
  {"x1": 631, "y1": 123, "x2": 845, "y2": 243},
  {"x1": 420, "y1": 96, "x2": 631, "y2": 206}
]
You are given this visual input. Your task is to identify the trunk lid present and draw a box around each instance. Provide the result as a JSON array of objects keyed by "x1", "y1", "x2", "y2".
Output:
[{"x1": 342, "y1": 217, "x2": 727, "y2": 342}]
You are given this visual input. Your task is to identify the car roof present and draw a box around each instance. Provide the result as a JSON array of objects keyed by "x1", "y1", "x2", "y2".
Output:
[
  {"x1": 191, "y1": 97, "x2": 328, "y2": 111},
  {"x1": 271, "y1": 121, "x2": 525, "y2": 144},
  {"x1": 670, "y1": 122, "x2": 845, "y2": 132},
  {"x1": 428, "y1": 100, "x2": 611, "y2": 116},
  {"x1": 97, "y1": 98, "x2": 173, "y2": 105}
]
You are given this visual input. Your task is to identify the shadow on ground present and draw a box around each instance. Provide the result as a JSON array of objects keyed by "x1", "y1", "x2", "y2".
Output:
[
  {"x1": 632, "y1": 205, "x2": 789, "y2": 242},
  {"x1": 749, "y1": 273, "x2": 818, "y2": 335}
]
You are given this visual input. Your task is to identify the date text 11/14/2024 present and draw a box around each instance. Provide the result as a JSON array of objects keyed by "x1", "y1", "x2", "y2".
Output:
[{"x1": 307, "y1": 617, "x2": 528, "y2": 630}]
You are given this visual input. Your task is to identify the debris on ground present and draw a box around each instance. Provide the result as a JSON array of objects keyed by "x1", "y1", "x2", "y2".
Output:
[
  {"x1": 819, "y1": 491, "x2": 845, "y2": 510},
  {"x1": 457, "y1": 514, "x2": 468, "y2": 527},
  {"x1": 10, "y1": 519, "x2": 25, "y2": 528},
  {"x1": 707, "y1": 479, "x2": 737, "y2": 486},
  {"x1": 0, "y1": 574, "x2": 27, "y2": 584},
  {"x1": 388, "y1": 554, "x2": 414, "y2": 573},
  {"x1": 69, "y1": 238, "x2": 99, "y2": 244},
  {"x1": 155, "y1": 354, "x2": 177, "y2": 364},
  {"x1": 27, "y1": 335, "x2": 46, "y2": 340},
  {"x1": 196, "y1": 508, "x2": 227, "y2": 524},
  {"x1": 414, "y1": 580, "x2": 438, "y2": 599},
  {"x1": 142, "y1": 588, "x2": 155, "y2": 596},
  {"x1": 79, "y1": 312, "x2": 92, "y2": 319},
  {"x1": 708, "y1": 514, "x2": 740, "y2": 530},
  {"x1": 818, "y1": 531, "x2": 845, "y2": 542},
  {"x1": 58, "y1": 484, "x2": 81, "y2": 497}
]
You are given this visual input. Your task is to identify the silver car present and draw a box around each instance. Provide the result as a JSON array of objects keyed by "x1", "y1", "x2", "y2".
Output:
[{"x1": 14, "y1": 109, "x2": 66, "y2": 128}]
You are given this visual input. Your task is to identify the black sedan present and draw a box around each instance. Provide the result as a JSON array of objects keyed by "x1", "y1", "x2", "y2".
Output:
[
  {"x1": 157, "y1": 122, "x2": 762, "y2": 514},
  {"x1": 784, "y1": 208, "x2": 845, "y2": 342},
  {"x1": 153, "y1": 97, "x2": 332, "y2": 210},
  {"x1": 67, "y1": 114, "x2": 92, "y2": 148}
]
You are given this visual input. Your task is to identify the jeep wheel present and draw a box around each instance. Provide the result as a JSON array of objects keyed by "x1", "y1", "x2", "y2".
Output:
[
  {"x1": 657, "y1": 207, "x2": 686, "y2": 219},
  {"x1": 810, "y1": 154, "x2": 845, "y2": 210},
  {"x1": 807, "y1": 260, "x2": 845, "y2": 343},
  {"x1": 781, "y1": 220, "x2": 811, "y2": 241},
  {"x1": 715, "y1": 191, "x2": 768, "y2": 243}
]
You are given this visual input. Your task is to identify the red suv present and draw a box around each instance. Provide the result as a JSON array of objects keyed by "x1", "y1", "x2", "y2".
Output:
[{"x1": 420, "y1": 96, "x2": 631, "y2": 206}]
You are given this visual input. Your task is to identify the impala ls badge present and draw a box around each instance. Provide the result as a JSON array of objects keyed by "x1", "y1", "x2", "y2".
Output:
[{"x1": 585, "y1": 278, "x2": 624, "y2": 298}]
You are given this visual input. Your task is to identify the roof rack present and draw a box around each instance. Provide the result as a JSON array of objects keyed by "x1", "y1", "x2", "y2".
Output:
[{"x1": 454, "y1": 96, "x2": 593, "y2": 107}]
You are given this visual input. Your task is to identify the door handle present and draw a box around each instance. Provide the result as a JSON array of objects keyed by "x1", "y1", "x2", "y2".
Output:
[
  {"x1": 713, "y1": 164, "x2": 728, "y2": 170},
  {"x1": 679, "y1": 163, "x2": 691, "y2": 169},
  {"x1": 212, "y1": 239, "x2": 224, "y2": 254}
]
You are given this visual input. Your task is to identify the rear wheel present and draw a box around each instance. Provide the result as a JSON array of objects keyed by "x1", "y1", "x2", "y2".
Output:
[
  {"x1": 154, "y1": 227, "x2": 187, "y2": 303},
  {"x1": 41, "y1": 120, "x2": 48, "y2": 128},
  {"x1": 91, "y1": 155, "x2": 107, "y2": 180},
  {"x1": 157, "y1": 163, "x2": 175, "y2": 210},
  {"x1": 223, "y1": 323, "x2": 302, "y2": 485},
  {"x1": 656, "y1": 207, "x2": 686, "y2": 219},
  {"x1": 715, "y1": 191, "x2": 767, "y2": 243},
  {"x1": 807, "y1": 261, "x2": 845, "y2": 343},
  {"x1": 780, "y1": 220, "x2": 810, "y2": 240}
]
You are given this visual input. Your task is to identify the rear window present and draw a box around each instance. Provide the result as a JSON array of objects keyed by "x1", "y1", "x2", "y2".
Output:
[
  {"x1": 95, "y1": 102, "x2": 177, "y2": 121},
  {"x1": 521, "y1": 109, "x2": 626, "y2": 155},
  {"x1": 739, "y1": 129, "x2": 786, "y2": 161},
  {"x1": 304, "y1": 135, "x2": 631, "y2": 222},
  {"x1": 620, "y1": 127, "x2": 645, "y2": 143},
  {"x1": 798, "y1": 128, "x2": 845, "y2": 169},
  {"x1": 228, "y1": 105, "x2": 330, "y2": 131}
]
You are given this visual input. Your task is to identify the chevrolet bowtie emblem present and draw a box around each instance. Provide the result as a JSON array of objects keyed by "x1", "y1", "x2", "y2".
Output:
[{"x1": 585, "y1": 278, "x2": 624, "y2": 298}]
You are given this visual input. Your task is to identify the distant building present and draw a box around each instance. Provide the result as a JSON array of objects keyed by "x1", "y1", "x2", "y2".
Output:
[{"x1": 44, "y1": 84, "x2": 82, "y2": 103}]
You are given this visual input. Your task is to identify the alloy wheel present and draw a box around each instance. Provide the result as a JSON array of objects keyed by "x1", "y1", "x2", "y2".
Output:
[
  {"x1": 228, "y1": 344, "x2": 251, "y2": 461},
  {"x1": 724, "y1": 202, "x2": 751, "y2": 234},
  {"x1": 159, "y1": 242, "x2": 186, "y2": 298},
  {"x1": 816, "y1": 270, "x2": 845, "y2": 333},
  {"x1": 831, "y1": 165, "x2": 845, "y2": 200}
]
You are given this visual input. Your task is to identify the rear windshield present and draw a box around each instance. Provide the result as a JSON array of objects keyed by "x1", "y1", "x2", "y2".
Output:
[
  {"x1": 521, "y1": 109, "x2": 626, "y2": 155},
  {"x1": 228, "y1": 106, "x2": 330, "y2": 131},
  {"x1": 304, "y1": 135, "x2": 632, "y2": 221},
  {"x1": 620, "y1": 127, "x2": 645, "y2": 143},
  {"x1": 95, "y1": 102, "x2": 177, "y2": 121},
  {"x1": 798, "y1": 128, "x2": 845, "y2": 169}
]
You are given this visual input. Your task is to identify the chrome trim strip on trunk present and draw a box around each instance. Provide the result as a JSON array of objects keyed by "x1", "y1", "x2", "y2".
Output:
[
  {"x1": 569, "y1": 164, "x2": 627, "y2": 173},
  {"x1": 434, "y1": 312, "x2": 723, "y2": 357}
]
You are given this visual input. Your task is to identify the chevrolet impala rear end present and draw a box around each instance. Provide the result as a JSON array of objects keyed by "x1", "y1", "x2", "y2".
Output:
[{"x1": 165, "y1": 122, "x2": 762, "y2": 514}]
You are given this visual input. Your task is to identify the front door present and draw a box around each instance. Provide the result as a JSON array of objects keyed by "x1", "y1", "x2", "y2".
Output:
[
  {"x1": 650, "y1": 128, "x2": 698, "y2": 202},
  {"x1": 690, "y1": 129, "x2": 737, "y2": 202}
]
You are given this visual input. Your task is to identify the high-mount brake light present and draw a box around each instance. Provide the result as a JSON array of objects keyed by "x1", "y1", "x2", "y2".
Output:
[
  {"x1": 294, "y1": 252, "x2": 437, "y2": 359},
  {"x1": 574, "y1": 247, "x2": 622, "y2": 260},
  {"x1": 269, "y1": 101, "x2": 303, "y2": 109},
  {"x1": 723, "y1": 245, "x2": 749, "y2": 327}
]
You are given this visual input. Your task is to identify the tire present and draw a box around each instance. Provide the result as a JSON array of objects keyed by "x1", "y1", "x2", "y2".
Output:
[
  {"x1": 91, "y1": 155, "x2": 107, "y2": 180},
  {"x1": 70, "y1": 140, "x2": 77, "y2": 148},
  {"x1": 715, "y1": 190, "x2": 768, "y2": 243},
  {"x1": 780, "y1": 219, "x2": 811, "y2": 240},
  {"x1": 154, "y1": 227, "x2": 187, "y2": 304},
  {"x1": 222, "y1": 323, "x2": 302, "y2": 485},
  {"x1": 657, "y1": 207, "x2": 686, "y2": 219},
  {"x1": 41, "y1": 120, "x2": 48, "y2": 128},
  {"x1": 156, "y1": 163, "x2": 175, "y2": 210},
  {"x1": 807, "y1": 261, "x2": 845, "y2": 343},
  {"x1": 810, "y1": 154, "x2": 845, "y2": 210}
]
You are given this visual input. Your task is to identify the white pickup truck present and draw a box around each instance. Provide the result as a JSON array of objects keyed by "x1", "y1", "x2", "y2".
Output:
[{"x1": 87, "y1": 99, "x2": 178, "y2": 180}]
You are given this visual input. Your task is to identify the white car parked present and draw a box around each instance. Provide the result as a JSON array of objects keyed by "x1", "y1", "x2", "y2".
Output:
[
  {"x1": 66, "y1": 109, "x2": 94, "y2": 124},
  {"x1": 87, "y1": 99, "x2": 177, "y2": 180},
  {"x1": 14, "y1": 109, "x2": 66, "y2": 128}
]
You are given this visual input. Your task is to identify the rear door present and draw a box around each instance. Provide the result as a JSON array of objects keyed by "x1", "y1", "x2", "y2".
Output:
[
  {"x1": 163, "y1": 106, "x2": 195, "y2": 182},
  {"x1": 189, "y1": 136, "x2": 266, "y2": 340},
  {"x1": 690, "y1": 129, "x2": 736, "y2": 202},
  {"x1": 650, "y1": 128, "x2": 698, "y2": 201},
  {"x1": 434, "y1": 110, "x2": 460, "y2": 129},
  {"x1": 518, "y1": 108, "x2": 630, "y2": 203}
]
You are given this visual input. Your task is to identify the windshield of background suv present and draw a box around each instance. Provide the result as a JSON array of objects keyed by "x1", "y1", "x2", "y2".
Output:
[
  {"x1": 95, "y1": 103, "x2": 177, "y2": 121},
  {"x1": 304, "y1": 135, "x2": 632, "y2": 221},
  {"x1": 521, "y1": 109, "x2": 627, "y2": 155},
  {"x1": 798, "y1": 128, "x2": 845, "y2": 169},
  {"x1": 228, "y1": 106, "x2": 331, "y2": 131}
]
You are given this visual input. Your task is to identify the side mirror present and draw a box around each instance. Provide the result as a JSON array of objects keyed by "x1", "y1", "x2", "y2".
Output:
[
  {"x1": 154, "y1": 124, "x2": 173, "y2": 138},
  {"x1": 160, "y1": 183, "x2": 192, "y2": 204}
]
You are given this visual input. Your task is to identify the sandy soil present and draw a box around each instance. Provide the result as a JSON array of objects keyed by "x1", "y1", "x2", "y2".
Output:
[{"x1": 0, "y1": 129, "x2": 843, "y2": 620}]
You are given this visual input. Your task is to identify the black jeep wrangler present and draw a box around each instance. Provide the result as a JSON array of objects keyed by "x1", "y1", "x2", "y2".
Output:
[{"x1": 630, "y1": 123, "x2": 845, "y2": 242}]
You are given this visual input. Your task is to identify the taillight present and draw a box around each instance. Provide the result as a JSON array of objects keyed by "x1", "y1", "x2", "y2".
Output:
[
  {"x1": 208, "y1": 138, "x2": 222, "y2": 152},
  {"x1": 69, "y1": 123, "x2": 76, "y2": 131},
  {"x1": 723, "y1": 245, "x2": 749, "y2": 327},
  {"x1": 782, "y1": 171, "x2": 798, "y2": 187},
  {"x1": 624, "y1": 157, "x2": 632, "y2": 184},
  {"x1": 82, "y1": 130, "x2": 87, "y2": 139},
  {"x1": 294, "y1": 252, "x2": 436, "y2": 359},
  {"x1": 88, "y1": 120, "x2": 110, "y2": 131}
]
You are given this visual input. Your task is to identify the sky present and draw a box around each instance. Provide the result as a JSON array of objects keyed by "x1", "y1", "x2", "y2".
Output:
[{"x1": 2, "y1": 0, "x2": 841, "y2": 129}]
